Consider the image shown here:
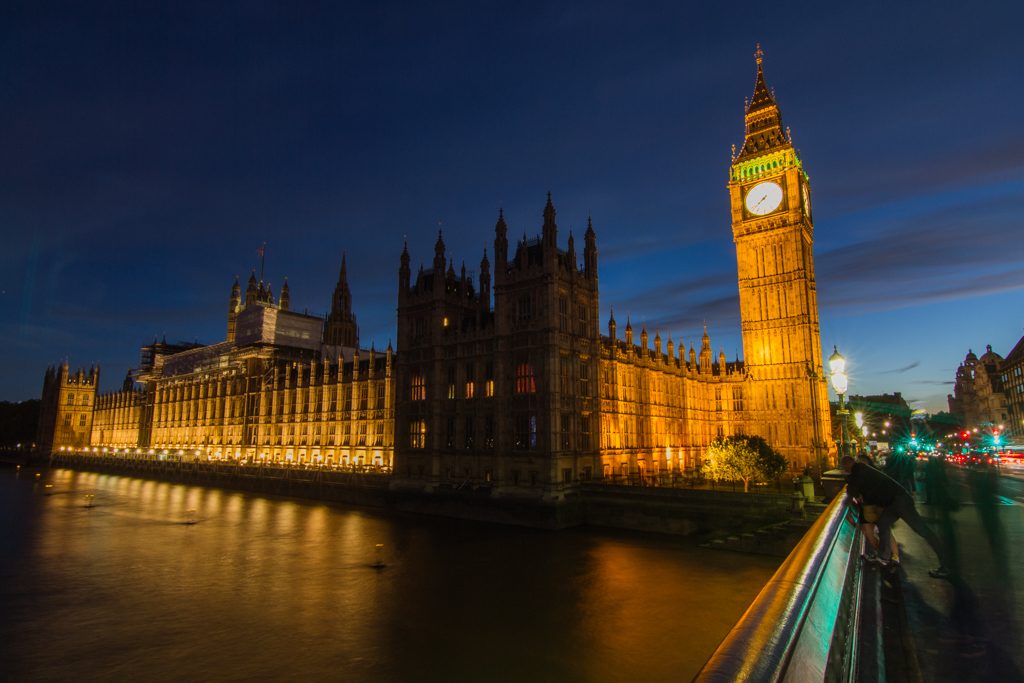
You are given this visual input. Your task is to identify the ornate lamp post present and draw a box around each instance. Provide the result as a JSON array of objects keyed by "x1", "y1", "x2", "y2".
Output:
[{"x1": 829, "y1": 346, "x2": 849, "y2": 459}]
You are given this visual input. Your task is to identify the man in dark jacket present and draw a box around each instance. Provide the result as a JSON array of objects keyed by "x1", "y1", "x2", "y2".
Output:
[{"x1": 841, "y1": 455, "x2": 952, "y2": 578}]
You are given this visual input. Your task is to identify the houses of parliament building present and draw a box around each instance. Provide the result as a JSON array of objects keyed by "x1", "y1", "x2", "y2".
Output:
[{"x1": 37, "y1": 53, "x2": 835, "y2": 498}]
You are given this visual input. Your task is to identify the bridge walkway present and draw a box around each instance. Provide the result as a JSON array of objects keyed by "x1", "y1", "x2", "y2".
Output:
[{"x1": 897, "y1": 498, "x2": 1023, "y2": 682}]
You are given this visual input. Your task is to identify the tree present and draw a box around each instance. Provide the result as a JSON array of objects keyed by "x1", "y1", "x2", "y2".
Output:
[
  {"x1": 747, "y1": 435, "x2": 788, "y2": 481},
  {"x1": 701, "y1": 438, "x2": 734, "y2": 485},
  {"x1": 702, "y1": 435, "x2": 787, "y2": 492},
  {"x1": 702, "y1": 436, "x2": 762, "y2": 492}
]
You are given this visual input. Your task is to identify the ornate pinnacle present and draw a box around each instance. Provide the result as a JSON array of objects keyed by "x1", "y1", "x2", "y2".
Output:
[{"x1": 755, "y1": 43, "x2": 763, "y2": 65}]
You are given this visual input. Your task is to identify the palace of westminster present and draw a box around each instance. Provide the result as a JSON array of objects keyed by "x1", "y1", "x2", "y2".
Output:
[{"x1": 36, "y1": 54, "x2": 836, "y2": 496}]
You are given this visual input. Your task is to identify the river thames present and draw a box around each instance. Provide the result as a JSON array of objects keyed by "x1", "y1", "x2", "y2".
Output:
[{"x1": 0, "y1": 467, "x2": 779, "y2": 682}]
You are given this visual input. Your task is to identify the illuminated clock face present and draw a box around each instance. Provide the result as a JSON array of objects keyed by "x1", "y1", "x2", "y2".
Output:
[
  {"x1": 802, "y1": 185, "x2": 811, "y2": 216},
  {"x1": 745, "y1": 181, "x2": 783, "y2": 216}
]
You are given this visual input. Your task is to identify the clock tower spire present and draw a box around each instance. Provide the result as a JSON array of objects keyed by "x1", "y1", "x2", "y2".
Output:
[{"x1": 729, "y1": 46, "x2": 834, "y2": 470}]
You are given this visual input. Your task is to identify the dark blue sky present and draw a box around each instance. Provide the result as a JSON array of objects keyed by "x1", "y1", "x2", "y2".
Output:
[{"x1": 3, "y1": 1, "x2": 1023, "y2": 412}]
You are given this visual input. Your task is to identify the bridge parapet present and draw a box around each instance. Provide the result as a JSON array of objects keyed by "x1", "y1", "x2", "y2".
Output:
[{"x1": 693, "y1": 487, "x2": 862, "y2": 683}]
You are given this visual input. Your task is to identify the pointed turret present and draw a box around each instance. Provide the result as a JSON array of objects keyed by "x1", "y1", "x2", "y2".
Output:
[
  {"x1": 479, "y1": 248, "x2": 491, "y2": 313},
  {"x1": 667, "y1": 333, "x2": 674, "y2": 362},
  {"x1": 689, "y1": 341, "x2": 697, "y2": 369},
  {"x1": 324, "y1": 251, "x2": 358, "y2": 347},
  {"x1": 434, "y1": 229, "x2": 446, "y2": 272},
  {"x1": 654, "y1": 327, "x2": 662, "y2": 358},
  {"x1": 625, "y1": 316, "x2": 633, "y2": 349},
  {"x1": 700, "y1": 325, "x2": 712, "y2": 373},
  {"x1": 640, "y1": 322, "x2": 648, "y2": 353},
  {"x1": 719, "y1": 346, "x2": 727, "y2": 369},
  {"x1": 280, "y1": 278, "x2": 290, "y2": 311},
  {"x1": 542, "y1": 191, "x2": 557, "y2": 252},
  {"x1": 246, "y1": 270, "x2": 258, "y2": 305},
  {"x1": 746, "y1": 45, "x2": 776, "y2": 114},
  {"x1": 608, "y1": 307, "x2": 617, "y2": 340},
  {"x1": 399, "y1": 241, "x2": 411, "y2": 297},
  {"x1": 736, "y1": 45, "x2": 790, "y2": 163},
  {"x1": 228, "y1": 276, "x2": 241, "y2": 342},
  {"x1": 584, "y1": 215, "x2": 598, "y2": 280},
  {"x1": 494, "y1": 207, "x2": 508, "y2": 286},
  {"x1": 567, "y1": 230, "x2": 577, "y2": 270}
]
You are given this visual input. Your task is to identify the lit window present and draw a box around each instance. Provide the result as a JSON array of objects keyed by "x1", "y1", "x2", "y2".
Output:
[
  {"x1": 516, "y1": 360, "x2": 535, "y2": 394},
  {"x1": 409, "y1": 420, "x2": 426, "y2": 449},
  {"x1": 411, "y1": 372, "x2": 426, "y2": 401}
]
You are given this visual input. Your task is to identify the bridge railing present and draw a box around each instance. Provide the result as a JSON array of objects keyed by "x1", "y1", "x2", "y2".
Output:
[{"x1": 693, "y1": 486, "x2": 863, "y2": 683}]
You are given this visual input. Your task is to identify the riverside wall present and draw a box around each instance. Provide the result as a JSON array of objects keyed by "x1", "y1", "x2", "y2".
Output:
[{"x1": 32, "y1": 453, "x2": 798, "y2": 538}]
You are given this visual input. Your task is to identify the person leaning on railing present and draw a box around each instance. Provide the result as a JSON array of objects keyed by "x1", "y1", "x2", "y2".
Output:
[
  {"x1": 840, "y1": 455, "x2": 953, "y2": 579},
  {"x1": 856, "y1": 453, "x2": 899, "y2": 562}
]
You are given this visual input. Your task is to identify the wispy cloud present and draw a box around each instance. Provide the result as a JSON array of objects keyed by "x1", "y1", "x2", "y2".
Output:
[
  {"x1": 882, "y1": 361, "x2": 919, "y2": 374},
  {"x1": 817, "y1": 180, "x2": 1024, "y2": 315}
]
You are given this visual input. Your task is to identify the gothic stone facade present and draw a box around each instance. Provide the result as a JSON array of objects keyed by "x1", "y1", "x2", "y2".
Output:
[
  {"x1": 39, "y1": 264, "x2": 397, "y2": 469},
  {"x1": 390, "y1": 55, "x2": 834, "y2": 499},
  {"x1": 36, "y1": 363, "x2": 99, "y2": 453}
]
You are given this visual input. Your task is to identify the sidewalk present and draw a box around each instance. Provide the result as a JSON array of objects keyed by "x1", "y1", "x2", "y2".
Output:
[{"x1": 897, "y1": 499, "x2": 1024, "y2": 682}]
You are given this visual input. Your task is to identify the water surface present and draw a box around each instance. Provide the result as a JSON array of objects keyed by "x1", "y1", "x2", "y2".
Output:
[{"x1": 0, "y1": 467, "x2": 779, "y2": 682}]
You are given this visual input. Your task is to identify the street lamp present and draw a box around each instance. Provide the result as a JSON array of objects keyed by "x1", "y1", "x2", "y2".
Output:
[{"x1": 829, "y1": 346, "x2": 850, "y2": 459}]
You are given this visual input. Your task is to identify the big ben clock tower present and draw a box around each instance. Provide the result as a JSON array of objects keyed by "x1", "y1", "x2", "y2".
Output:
[{"x1": 729, "y1": 46, "x2": 834, "y2": 469}]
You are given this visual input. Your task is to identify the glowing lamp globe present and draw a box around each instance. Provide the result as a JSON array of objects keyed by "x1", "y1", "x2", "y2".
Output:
[
  {"x1": 831, "y1": 371, "x2": 848, "y2": 395},
  {"x1": 828, "y1": 346, "x2": 846, "y2": 376}
]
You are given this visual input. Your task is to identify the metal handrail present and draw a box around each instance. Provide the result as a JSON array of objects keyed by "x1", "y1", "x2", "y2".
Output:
[{"x1": 692, "y1": 488, "x2": 854, "y2": 683}]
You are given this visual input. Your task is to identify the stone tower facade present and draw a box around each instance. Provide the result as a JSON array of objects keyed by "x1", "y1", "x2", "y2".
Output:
[
  {"x1": 392, "y1": 196, "x2": 603, "y2": 499},
  {"x1": 323, "y1": 253, "x2": 359, "y2": 347},
  {"x1": 36, "y1": 361, "x2": 100, "y2": 452},
  {"x1": 729, "y1": 47, "x2": 833, "y2": 467}
]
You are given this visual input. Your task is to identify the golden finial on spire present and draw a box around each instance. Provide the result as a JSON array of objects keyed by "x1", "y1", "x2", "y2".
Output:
[
  {"x1": 731, "y1": 143, "x2": 736, "y2": 162},
  {"x1": 755, "y1": 44, "x2": 763, "y2": 65}
]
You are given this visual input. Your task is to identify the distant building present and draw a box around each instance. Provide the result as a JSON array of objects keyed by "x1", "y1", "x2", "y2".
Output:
[
  {"x1": 38, "y1": 264, "x2": 397, "y2": 468},
  {"x1": 999, "y1": 331, "x2": 1024, "y2": 442},
  {"x1": 948, "y1": 345, "x2": 1007, "y2": 432}
]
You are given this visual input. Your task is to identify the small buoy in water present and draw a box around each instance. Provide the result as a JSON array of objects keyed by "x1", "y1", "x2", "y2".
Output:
[{"x1": 372, "y1": 543, "x2": 386, "y2": 568}]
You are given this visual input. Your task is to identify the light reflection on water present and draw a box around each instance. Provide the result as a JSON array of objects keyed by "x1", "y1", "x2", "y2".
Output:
[{"x1": 0, "y1": 468, "x2": 780, "y2": 683}]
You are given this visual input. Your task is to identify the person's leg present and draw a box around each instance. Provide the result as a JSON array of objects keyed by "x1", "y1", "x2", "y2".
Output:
[
  {"x1": 876, "y1": 509, "x2": 898, "y2": 562},
  {"x1": 862, "y1": 523, "x2": 880, "y2": 552},
  {"x1": 893, "y1": 495, "x2": 949, "y2": 567}
]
